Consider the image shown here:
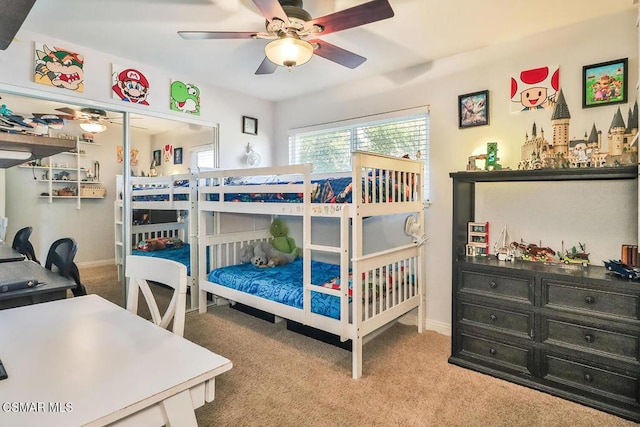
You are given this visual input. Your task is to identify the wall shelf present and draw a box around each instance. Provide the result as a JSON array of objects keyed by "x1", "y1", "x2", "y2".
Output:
[
  {"x1": 0, "y1": 132, "x2": 77, "y2": 168},
  {"x1": 21, "y1": 137, "x2": 105, "y2": 209}
]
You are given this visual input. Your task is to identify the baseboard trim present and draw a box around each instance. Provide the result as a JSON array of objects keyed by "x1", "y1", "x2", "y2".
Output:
[
  {"x1": 425, "y1": 318, "x2": 451, "y2": 336},
  {"x1": 77, "y1": 259, "x2": 116, "y2": 268}
]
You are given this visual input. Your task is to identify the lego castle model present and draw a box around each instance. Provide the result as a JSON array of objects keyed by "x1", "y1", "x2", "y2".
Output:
[{"x1": 518, "y1": 90, "x2": 638, "y2": 170}]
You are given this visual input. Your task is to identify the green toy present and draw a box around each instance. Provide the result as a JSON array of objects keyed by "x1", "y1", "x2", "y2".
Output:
[{"x1": 269, "y1": 218, "x2": 300, "y2": 257}]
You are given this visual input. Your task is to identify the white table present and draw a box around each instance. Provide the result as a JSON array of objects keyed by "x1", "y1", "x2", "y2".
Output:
[{"x1": 0, "y1": 295, "x2": 232, "y2": 426}]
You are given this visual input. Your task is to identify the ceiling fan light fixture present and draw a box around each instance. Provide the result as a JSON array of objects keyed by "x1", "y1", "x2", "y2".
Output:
[
  {"x1": 0, "y1": 150, "x2": 32, "y2": 161},
  {"x1": 265, "y1": 36, "x2": 314, "y2": 69},
  {"x1": 79, "y1": 120, "x2": 107, "y2": 134}
]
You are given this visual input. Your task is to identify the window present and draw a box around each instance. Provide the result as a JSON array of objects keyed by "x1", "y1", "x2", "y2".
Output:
[
  {"x1": 190, "y1": 127, "x2": 220, "y2": 171},
  {"x1": 193, "y1": 149, "x2": 216, "y2": 169},
  {"x1": 289, "y1": 107, "x2": 430, "y2": 200}
]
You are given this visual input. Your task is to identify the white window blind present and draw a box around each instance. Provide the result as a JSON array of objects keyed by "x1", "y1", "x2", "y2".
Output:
[{"x1": 289, "y1": 108, "x2": 430, "y2": 200}]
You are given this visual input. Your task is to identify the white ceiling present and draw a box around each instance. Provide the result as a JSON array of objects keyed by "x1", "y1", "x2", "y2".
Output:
[{"x1": 19, "y1": 0, "x2": 638, "y2": 103}]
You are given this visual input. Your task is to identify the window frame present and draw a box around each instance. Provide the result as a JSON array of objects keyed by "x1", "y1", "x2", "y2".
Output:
[{"x1": 288, "y1": 106, "x2": 430, "y2": 201}]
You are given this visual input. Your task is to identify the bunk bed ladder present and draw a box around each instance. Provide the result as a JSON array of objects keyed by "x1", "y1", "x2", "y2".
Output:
[{"x1": 303, "y1": 207, "x2": 350, "y2": 339}]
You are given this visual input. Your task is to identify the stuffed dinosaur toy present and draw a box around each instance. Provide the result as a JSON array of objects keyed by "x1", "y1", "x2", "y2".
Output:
[
  {"x1": 239, "y1": 241, "x2": 296, "y2": 268},
  {"x1": 270, "y1": 218, "x2": 301, "y2": 257}
]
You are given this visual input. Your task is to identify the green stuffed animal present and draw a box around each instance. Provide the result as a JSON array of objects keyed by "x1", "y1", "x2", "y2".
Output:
[{"x1": 269, "y1": 218, "x2": 301, "y2": 257}]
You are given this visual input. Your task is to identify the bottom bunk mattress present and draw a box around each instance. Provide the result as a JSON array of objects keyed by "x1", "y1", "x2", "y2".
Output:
[
  {"x1": 132, "y1": 243, "x2": 191, "y2": 276},
  {"x1": 207, "y1": 258, "x2": 348, "y2": 320}
]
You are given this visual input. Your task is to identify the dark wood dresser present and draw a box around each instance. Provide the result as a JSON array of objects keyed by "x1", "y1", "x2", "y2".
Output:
[{"x1": 449, "y1": 167, "x2": 640, "y2": 422}]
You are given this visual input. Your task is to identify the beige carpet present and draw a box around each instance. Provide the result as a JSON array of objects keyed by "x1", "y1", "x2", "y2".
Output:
[{"x1": 80, "y1": 265, "x2": 636, "y2": 427}]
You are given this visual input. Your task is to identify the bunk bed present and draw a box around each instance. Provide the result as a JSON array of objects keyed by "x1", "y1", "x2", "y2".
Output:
[
  {"x1": 197, "y1": 151, "x2": 426, "y2": 379},
  {"x1": 118, "y1": 173, "x2": 198, "y2": 307}
]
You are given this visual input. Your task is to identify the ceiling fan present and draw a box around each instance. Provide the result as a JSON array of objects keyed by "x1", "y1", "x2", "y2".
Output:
[
  {"x1": 36, "y1": 107, "x2": 145, "y2": 133},
  {"x1": 178, "y1": 0, "x2": 394, "y2": 74},
  {"x1": 0, "y1": 0, "x2": 37, "y2": 50}
]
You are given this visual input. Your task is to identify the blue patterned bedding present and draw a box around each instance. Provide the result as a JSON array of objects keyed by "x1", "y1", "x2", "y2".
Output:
[
  {"x1": 132, "y1": 179, "x2": 190, "y2": 202},
  {"x1": 205, "y1": 175, "x2": 411, "y2": 204},
  {"x1": 132, "y1": 243, "x2": 191, "y2": 275},
  {"x1": 207, "y1": 258, "x2": 348, "y2": 320}
]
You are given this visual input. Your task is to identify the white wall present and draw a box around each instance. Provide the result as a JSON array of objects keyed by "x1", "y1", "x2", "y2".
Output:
[
  {"x1": 274, "y1": 9, "x2": 639, "y2": 333},
  {"x1": 0, "y1": 29, "x2": 274, "y2": 263}
]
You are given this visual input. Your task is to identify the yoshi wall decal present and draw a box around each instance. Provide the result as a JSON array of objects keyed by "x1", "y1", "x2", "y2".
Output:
[{"x1": 170, "y1": 80, "x2": 201, "y2": 115}]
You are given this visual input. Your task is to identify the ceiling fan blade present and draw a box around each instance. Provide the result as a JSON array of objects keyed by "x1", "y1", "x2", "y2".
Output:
[
  {"x1": 252, "y1": 0, "x2": 289, "y2": 23},
  {"x1": 255, "y1": 57, "x2": 278, "y2": 75},
  {"x1": 108, "y1": 120, "x2": 147, "y2": 130},
  {"x1": 0, "y1": 0, "x2": 36, "y2": 50},
  {"x1": 309, "y1": 39, "x2": 366, "y2": 69},
  {"x1": 55, "y1": 107, "x2": 84, "y2": 119},
  {"x1": 178, "y1": 31, "x2": 258, "y2": 40},
  {"x1": 305, "y1": 0, "x2": 394, "y2": 36}
]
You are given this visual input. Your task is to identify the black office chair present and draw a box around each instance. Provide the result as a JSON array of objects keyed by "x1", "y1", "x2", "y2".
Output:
[
  {"x1": 11, "y1": 226, "x2": 39, "y2": 263},
  {"x1": 45, "y1": 238, "x2": 85, "y2": 297},
  {"x1": 69, "y1": 261, "x2": 88, "y2": 297}
]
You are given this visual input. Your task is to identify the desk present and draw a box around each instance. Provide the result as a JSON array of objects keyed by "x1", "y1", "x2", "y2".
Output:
[
  {"x1": 0, "y1": 260, "x2": 75, "y2": 309},
  {"x1": 0, "y1": 243, "x2": 24, "y2": 263},
  {"x1": 0, "y1": 295, "x2": 232, "y2": 426}
]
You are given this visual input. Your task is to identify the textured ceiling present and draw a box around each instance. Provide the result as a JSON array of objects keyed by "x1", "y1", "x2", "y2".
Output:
[{"x1": 18, "y1": 0, "x2": 637, "y2": 102}]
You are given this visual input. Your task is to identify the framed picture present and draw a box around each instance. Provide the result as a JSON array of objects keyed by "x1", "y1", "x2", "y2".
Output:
[
  {"x1": 458, "y1": 90, "x2": 489, "y2": 128},
  {"x1": 582, "y1": 58, "x2": 627, "y2": 108},
  {"x1": 152, "y1": 149, "x2": 161, "y2": 166},
  {"x1": 242, "y1": 116, "x2": 258, "y2": 135},
  {"x1": 174, "y1": 147, "x2": 183, "y2": 165}
]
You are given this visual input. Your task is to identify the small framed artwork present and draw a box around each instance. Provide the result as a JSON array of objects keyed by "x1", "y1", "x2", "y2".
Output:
[
  {"x1": 174, "y1": 147, "x2": 183, "y2": 165},
  {"x1": 582, "y1": 58, "x2": 627, "y2": 108},
  {"x1": 458, "y1": 90, "x2": 489, "y2": 128},
  {"x1": 242, "y1": 116, "x2": 258, "y2": 135},
  {"x1": 152, "y1": 149, "x2": 161, "y2": 166}
]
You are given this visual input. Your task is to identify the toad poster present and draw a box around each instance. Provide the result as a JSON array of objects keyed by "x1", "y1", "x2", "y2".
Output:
[{"x1": 510, "y1": 66, "x2": 559, "y2": 112}]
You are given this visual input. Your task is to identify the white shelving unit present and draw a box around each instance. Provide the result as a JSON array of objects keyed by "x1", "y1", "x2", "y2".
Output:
[
  {"x1": 114, "y1": 199, "x2": 124, "y2": 279},
  {"x1": 21, "y1": 137, "x2": 105, "y2": 209}
]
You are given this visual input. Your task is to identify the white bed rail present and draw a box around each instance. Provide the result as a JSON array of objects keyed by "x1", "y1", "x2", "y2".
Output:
[
  {"x1": 131, "y1": 222, "x2": 188, "y2": 247},
  {"x1": 130, "y1": 173, "x2": 193, "y2": 210}
]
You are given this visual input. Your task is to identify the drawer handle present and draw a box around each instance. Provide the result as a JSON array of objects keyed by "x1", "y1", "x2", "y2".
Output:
[
  {"x1": 489, "y1": 314, "x2": 497, "y2": 322},
  {"x1": 584, "y1": 373, "x2": 594, "y2": 383},
  {"x1": 489, "y1": 348, "x2": 497, "y2": 356},
  {"x1": 584, "y1": 334, "x2": 594, "y2": 344},
  {"x1": 584, "y1": 296, "x2": 595, "y2": 305},
  {"x1": 489, "y1": 281, "x2": 497, "y2": 289}
]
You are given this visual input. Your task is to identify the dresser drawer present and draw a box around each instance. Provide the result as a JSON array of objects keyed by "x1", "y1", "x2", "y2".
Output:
[
  {"x1": 543, "y1": 318, "x2": 639, "y2": 363},
  {"x1": 459, "y1": 269, "x2": 533, "y2": 304},
  {"x1": 459, "y1": 301, "x2": 533, "y2": 339},
  {"x1": 542, "y1": 353, "x2": 639, "y2": 406},
  {"x1": 543, "y1": 280, "x2": 639, "y2": 320},
  {"x1": 458, "y1": 333, "x2": 533, "y2": 375}
]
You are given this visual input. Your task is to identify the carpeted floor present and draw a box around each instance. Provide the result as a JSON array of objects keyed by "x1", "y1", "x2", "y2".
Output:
[{"x1": 80, "y1": 264, "x2": 636, "y2": 427}]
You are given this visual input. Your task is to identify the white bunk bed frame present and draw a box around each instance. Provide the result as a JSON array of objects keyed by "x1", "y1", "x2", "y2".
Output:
[
  {"x1": 197, "y1": 151, "x2": 426, "y2": 379},
  {"x1": 127, "y1": 173, "x2": 198, "y2": 308}
]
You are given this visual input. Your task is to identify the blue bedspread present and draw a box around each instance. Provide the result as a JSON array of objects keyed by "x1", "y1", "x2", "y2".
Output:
[
  {"x1": 207, "y1": 258, "x2": 346, "y2": 320},
  {"x1": 205, "y1": 175, "x2": 412, "y2": 204},
  {"x1": 132, "y1": 244, "x2": 191, "y2": 275}
]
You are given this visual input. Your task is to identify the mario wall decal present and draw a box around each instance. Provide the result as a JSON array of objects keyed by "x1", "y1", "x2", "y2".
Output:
[
  {"x1": 170, "y1": 80, "x2": 201, "y2": 115},
  {"x1": 112, "y1": 65, "x2": 150, "y2": 105},
  {"x1": 34, "y1": 42, "x2": 84, "y2": 92},
  {"x1": 511, "y1": 66, "x2": 560, "y2": 112}
]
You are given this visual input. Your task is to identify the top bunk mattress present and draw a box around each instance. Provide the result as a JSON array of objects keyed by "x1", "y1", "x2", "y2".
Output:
[
  {"x1": 132, "y1": 178, "x2": 191, "y2": 202},
  {"x1": 203, "y1": 174, "x2": 415, "y2": 204}
]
